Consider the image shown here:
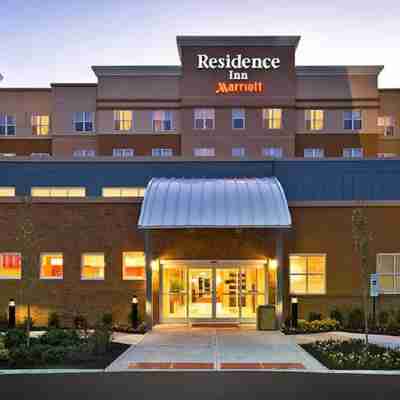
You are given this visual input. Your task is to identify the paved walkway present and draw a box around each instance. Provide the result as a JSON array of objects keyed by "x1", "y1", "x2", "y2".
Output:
[{"x1": 106, "y1": 325, "x2": 325, "y2": 371}]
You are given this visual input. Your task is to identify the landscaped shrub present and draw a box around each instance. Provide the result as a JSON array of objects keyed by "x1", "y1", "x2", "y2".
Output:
[
  {"x1": 0, "y1": 312, "x2": 8, "y2": 329},
  {"x1": 308, "y1": 312, "x2": 322, "y2": 322},
  {"x1": 0, "y1": 337, "x2": 9, "y2": 362},
  {"x1": 4, "y1": 329, "x2": 27, "y2": 349},
  {"x1": 378, "y1": 310, "x2": 390, "y2": 326},
  {"x1": 283, "y1": 318, "x2": 339, "y2": 334},
  {"x1": 347, "y1": 308, "x2": 364, "y2": 330},
  {"x1": 89, "y1": 324, "x2": 112, "y2": 355},
  {"x1": 329, "y1": 308, "x2": 344, "y2": 326},
  {"x1": 387, "y1": 313, "x2": 400, "y2": 332},
  {"x1": 74, "y1": 314, "x2": 88, "y2": 330},
  {"x1": 21, "y1": 317, "x2": 35, "y2": 330},
  {"x1": 102, "y1": 313, "x2": 113, "y2": 327},
  {"x1": 48, "y1": 312, "x2": 60, "y2": 329},
  {"x1": 39, "y1": 329, "x2": 81, "y2": 347}
]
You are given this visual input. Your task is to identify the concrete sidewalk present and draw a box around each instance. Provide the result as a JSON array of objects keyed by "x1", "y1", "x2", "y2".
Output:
[{"x1": 106, "y1": 325, "x2": 325, "y2": 371}]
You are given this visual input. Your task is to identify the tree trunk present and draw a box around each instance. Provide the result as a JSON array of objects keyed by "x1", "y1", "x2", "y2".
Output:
[
  {"x1": 362, "y1": 282, "x2": 369, "y2": 346},
  {"x1": 26, "y1": 303, "x2": 31, "y2": 348}
]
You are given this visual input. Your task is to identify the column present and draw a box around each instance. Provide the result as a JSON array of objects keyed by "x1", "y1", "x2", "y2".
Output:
[
  {"x1": 144, "y1": 230, "x2": 153, "y2": 329},
  {"x1": 275, "y1": 230, "x2": 284, "y2": 327}
]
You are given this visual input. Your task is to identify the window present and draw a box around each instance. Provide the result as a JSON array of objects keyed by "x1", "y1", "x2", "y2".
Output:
[
  {"x1": 31, "y1": 187, "x2": 86, "y2": 197},
  {"x1": 73, "y1": 112, "x2": 94, "y2": 132},
  {"x1": 0, "y1": 114, "x2": 16, "y2": 135},
  {"x1": 114, "y1": 110, "x2": 132, "y2": 131},
  {"x1": 40, "y1": 253, "x2": 63, "y2": 279},
  {"x1": 152, "y1": 148, "x2": 173, "y2": 157},
  {"x1": 194, "y1": 108, "x2": 215, "y2": 130},
  {"x1": 153, "y1": 111, "x2": 174, "y2": 132},
  {"x1": 0, "y1": 153, "x2": 16, "y2": 157},
  {"x1": 263, "y1": 108, "x2": 282, "y2": 129},
  {"x1": 102, "y1": 187, "x2": 145, "y2": 197},
  {"x1": 0, "y1": 187, "x2": 15, "y2": 197},
  {"x1": 232, "y1": 147, "x2": 246, "y2": 157},
  {"x1": 30, "y1": 153, "x2": 50, "y2": 158},
  {"x1": 305, "y1": 110, "x2": 324, "y2": 131},
  {"x1": 343, "y1": 148, "x2": 363, "y2": 158},
  {"x1": 232, "y1": 108, "x2": 245, "y2": 129},
  {"x1": 31, "y1": 114, "x2": 50, "y2": 136},
  {"x1": 0, "y1": 253, "x2": 21, "y2": 279},
  {"x1": 344, "y1": 110, "x2": 362, "y2": 130},
  {"x1": 377, "y1": 254, "x2": 400, "y2": 294},
  {"x1": 289, "y1": 254, "x2": 326, "y2": 294},
  {"x1": 262, "y1": 147, "x2": 283, "y2": 158},
  {"x1": 123, "y1": 252, "x2": 145, "y2": 280},
  {"x1": 81, "y1": 253, "x2": 105, "y2": 280},
  {"x1": 304, "y1": 148, "x2": 324, "y2": 158},
  {"x1": 378, "y1": 116, "x2": 396, "y2": 136},
  {"x1": 72, "y1": 149, "x2": 96, "y2": 158},
  {"x1": 193, "y1": 147, "x2": 215, "y2": 157},
  {"x1": 112, "y1": 148, "x2": 134, "y2": 157},
  {"x1": 378, "y1": 153, "x2": 397, "y2": 158}
]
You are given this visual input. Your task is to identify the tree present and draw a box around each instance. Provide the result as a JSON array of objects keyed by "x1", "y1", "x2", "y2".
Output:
[{"x1": 352, "y1": 208, "x2": 373, "y2": 345}]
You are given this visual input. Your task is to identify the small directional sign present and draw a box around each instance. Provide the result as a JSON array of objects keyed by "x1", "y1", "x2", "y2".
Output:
[{"x1": 370, "y1": 273, "x2": 380, "y2": 297}]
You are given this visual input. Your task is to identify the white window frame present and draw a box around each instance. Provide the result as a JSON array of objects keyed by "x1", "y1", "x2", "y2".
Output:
[
  {"x1": 0, "y1": 153, "x2": 16, "y2": 157},
  {"x1": 305, "y1": 110, "x2": 324, "y2": 131},
  {"x1": 0, "y1": 113, "x2": 16, "y2": 136},
  {"x1": 343, "y1": 110, "x2": 362, "y2": 130},
  {"x1": 378, "y1": 153, "x2": 397, "y2": 158},
  {"x1": 122, "y1": 252, "x2": 146, "y2": 281},
  {"x1": 112, "y1": 148, "x2": 135, "y2": 158},
  {"x1": 231, "y1": 147, "x2": 246, "y2": 157},
  {"x1": 31, "y1": 114, "x2": 50, "y2": 136},
  {"x1": 377, "y1": 253, "x2": 400, "y2": 294},
  {"x1": 40, "y1": 253, "x2": 64, "y2": 280},
  {"x1": 193, "y1": 147, "x2": 215, "y2": 157},
  {"x1": 0, "y1": 252, "x2": 22, "y2": 280},
  {"x1": 263, "y1": 108, "x2": 283, "y2": 130},
  {"x1": 31, "y1": 187, "x2": 86, "y2": 197},
  {"x1": 304, "y1": 148, "x2": 325, "y2": 158},
  {"x1": 0, "y1": 187, "x2": 15, "y2": 197},
  {"x1": 72, "y1": 149, "x2": 96, "y2": 158},
  {"x1": 73, "y1": 112, "x2": 95, "y2": 133},
  {"x1": 102, "y1": 187, "x2": 145, "y2": 197},
  {"x1": 262, "y1": 147, "x2": 283, "y2": 158},
  {"x1": 152, "y1": 110, "x2": 174, "y2": 132},
  {"x1": 194, "y1": 108, "x2": 215, "y2": 130},
  {"x1": 81, "y1": 253, "x2": 105, "y2": 281},
  {"x1": 151, "y1": 148, "x2": 173, "y2": 157},
  {"x1": 232, "y1": 108, "x2": 246, "y2": 130},
  {"x1": 30, "y1": 153, "x2": 51, "y2": 158},
  {"x1": 342, "y1": 148, "x2": 363, "y2": 158},
  {"x1": 289, "y1": 253, "x2": 327, "y2": 295},
  {"x1": 114, "y1": 110, "x2": 133, "y2": 132}
]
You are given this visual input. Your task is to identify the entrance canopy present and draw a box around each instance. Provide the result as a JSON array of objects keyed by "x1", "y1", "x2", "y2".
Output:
[{"x1": 138, "y1": 177, "x2": 291, "y2": 229}]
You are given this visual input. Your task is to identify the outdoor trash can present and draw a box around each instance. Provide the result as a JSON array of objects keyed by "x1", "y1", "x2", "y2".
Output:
[{"x1": 257, "y1": 305, "x2": 276, "y2": 330}]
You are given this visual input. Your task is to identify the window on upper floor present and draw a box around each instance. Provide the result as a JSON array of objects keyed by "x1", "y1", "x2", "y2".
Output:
[
  {"x1": 262, "y1": 147, "x2": 283, "y2": 158},
  {"x1": 31, "y1": 187, "x2": 86, "y2": 197},
  {"x1": 232, "y1": 108, "x2": 245, "y2": 129},
  {"x1": 305, "y1": 110, "x2": 324, "y2": 131},
  {"x1": 0, "y1": 153, "x2": 16, "y2": 157},
  {"x1": 40, "y1": 253, "x2": 63, "y2": 280},
  {"x1": 81, "y1": 253, "x2": 105, "y2": 280},
  {"x1": 378, "y1": 116, "x2": 396, "y2": 137},
  {"x1": 378, "y1": 153, "x2": 397, "y2": 158},
  {"x1": 114, "y1": 110, "x2": 132, "y2": 131},
  {"x1": 152, "y1": 148, "x2": 173, "y2": 157},
  {"x1": 304, "y1": 148, "x2": 324, "y2": 158},
  {"x1": 30, "y1": 153, "x2": 51, "y2": 158},
  {"x1": 344, "y1": 110, "x2": 362, "y2": 130},
  {"x1": 232, "y1": 147, "x2": 246, "y2": 157},
  {"x1": 73, "y1": 112, "x2": 94, "y2": 132},
  {"x1": 0, "y1": 253, "x2": 21, "y2": 279},
  {"x1": 0, "y1": 187, "x2": 15, "y2": 197},
  {"x1": 31, "y1": 114, "x2": 50, "y2": 136},
  {"x1": 123, "y1": 252, "x2": 145, "y2": 280},
  {"x1": 102, "y1": 187, "x2": 146, "y2": 197},
  {"x1": 73, "y1": 149, "x2": 96, "y2": 158},
  {"x1": 263, "y1": 108, "x2": 282, "y2": 129},
  {"x1": 193, "y1": 147, "x2": 215, "y2": 157},
  {"x1": 153, "y1": 110, "x2": 174, "y2": 132},
  {"x1": 377, "y1": 254, "x2": 400, "y2": 294},
  {"x1": 194, "y1": 108, "x2": 215, "y2": 130},
  {"x1": 343, "y1": 148, "x2": 363, "y2": 158},
  {"x1": 112, "y1": 148, "x2": 134, "y2": 157},
  {"x1": 0, "y1": 114, "x2": 16, "y2": 136}
]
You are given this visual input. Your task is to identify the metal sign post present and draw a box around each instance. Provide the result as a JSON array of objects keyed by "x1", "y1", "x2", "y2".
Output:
[{"x1": 370, "y1": 274, "x2": 379, "y2": 327}]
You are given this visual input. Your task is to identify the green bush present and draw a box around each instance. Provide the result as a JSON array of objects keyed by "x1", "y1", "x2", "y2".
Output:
[
  {"x1": 347, "y1": 308, "x2": 364, "y2": 330},
  {"x1": 21, "y1": 317, "x2": 34, "y2": 330},
  {"x1": 378, "y1": 310, "x2": 390, "y2": 326},
  {"x1": 39, "y1": 329, "x2": 81, "y2": 347},
  {"x1": 0, "y1": 312, "x2": 8, "y2": 329},
  {"x1": 308, "y1": 312, "x2": 322, "y2": 322},
  {"x1": 4, "y1": 329, "x2": 27, "y2": 349},
  {"x1": 284, "y1": 318, "x2": 339, "y2": 334},
  {"x1": 48, "y1": 312, "x2": 60, "y2": 329},
  {"x1": 329, "y1": 308, "x2": 344, "y2": 326},
  {"x1": 89, "y1": 323, "x2": 112, "y2": 355},
  {"x1": 74, "y1": 314, "x2": 88, "y2": 330},
  {"x1": 387, "y1": 313, "x2": 400, "y2": 332},
  {"x1": 102, "y1": 313, "x2": 113, "y2": 327}
]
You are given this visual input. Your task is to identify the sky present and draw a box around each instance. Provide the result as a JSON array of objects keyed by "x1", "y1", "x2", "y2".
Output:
[{"x1": 1, "y1": 0, "x2": 399, "y2": 88}]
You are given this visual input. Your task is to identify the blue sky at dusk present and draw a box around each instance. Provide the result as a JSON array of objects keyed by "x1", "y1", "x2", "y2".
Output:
[{"x1": 1, "y1": 0, "x2": 399, "y2": 87}]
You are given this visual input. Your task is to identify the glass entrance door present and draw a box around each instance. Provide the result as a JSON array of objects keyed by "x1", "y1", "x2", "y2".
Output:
[
  {"x1": 215, "y1": 268, "x2": 240, "y2": 319},
  {"x1": 189, "y1": 268, "x2": 213, "y2": 318}
]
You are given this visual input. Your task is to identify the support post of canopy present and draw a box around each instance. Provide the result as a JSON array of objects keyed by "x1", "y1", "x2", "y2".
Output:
[
  {"x1": 144, "y1": 230, "x2": 153, "y2": 330},
  {"x1": 275, "y1": 230, "x2": 285, "y2": 328}
]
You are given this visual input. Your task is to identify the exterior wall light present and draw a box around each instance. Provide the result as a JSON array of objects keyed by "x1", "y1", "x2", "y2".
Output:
[
  {"x1": 291, "y1": 297, "x2": 298, "y2": 329},
  {"x1": 8, "y1": 298, "x2": 16, "y2": 329},
  {"x1": 131, "y1": 295, "x2": 139, "y2": 329}
]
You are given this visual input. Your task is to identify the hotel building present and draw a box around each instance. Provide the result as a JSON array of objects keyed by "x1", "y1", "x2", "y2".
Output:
[{"x1": 0, "y1": 36, "x2": 399, "y2": 328}]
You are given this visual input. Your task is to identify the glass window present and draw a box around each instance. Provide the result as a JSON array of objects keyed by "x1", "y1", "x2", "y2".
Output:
[
  {"x1": 194, "y1": 108, "x2": 215, "y2": 130},
  {"x1": 304, "y1": 148, "x2": 324, "y2": 158},
  {"x1": 40, "y1": 253, "x2": 63, "y2": 279},
  {"x1": 0, "y1": 253, "x2": 21, "y2": 279},
  {"x1": 305, "y1": 110, "x2": 324, "y2": 131},
  {"x1": 193, "y1": 147, "x2": 215, "y2": 157},
  {"x1": 263, "y1": 108, "x2": 282, "y2": 129},
  {"x1": 153, "y1": 110, "x2": 173, "y2": 132},
  {"x1": 30, "y1": 153, "x2": 50, "y2": 158},
  {"x1": 232, "y1": 108, "x2": 245, "y2": 129},
  {"x1": 344, "y1": 110, "x2": 362, "y2": 130},
  {"x1": 343, "y1": 148, "x2": 363, "y2": 158},
  {"x1": 262, "y1": 147, "x2": 283, "y2": 158},
  {"x1": 73, "y1": 112, "x2": 94, "y2": 132},
  {"x1": 114, "y1": 110, "x2": 132, "y2": 131},
  {"x1": 102, "y1": 187, "x2": 145, "y2": 197},
  {"x1": 112, "y1": 148, "x2": 134, "y2": 157},
  {"x1": 377, "y1": 254, "x2": 400, "y2": 293},
  {"x1": 378, "y1": 116, "x2": 396, "y2": 136},
  {"x1": 0, "y1": 114, "x2": 16, "y2": 136},
  {"x1": 31, "y1": 187, "x2": 86, "y2": 197},
  {"x1": 123, "y1": 252, "x2": 145, "y2": 280},
  {"x1": 81, "y1": 253, "x2": 105, "y2": 280},
  {"x1": 0, "y1": 187, "x2": 15, "y2": 197},
  {"x1": 31, "y1": 115, "x2": 50, "y2": 136},
  {"x1": 232, "y1": 147, "x2": 246, "y2": 157},
  {"x1": 152, "y1": 148, "x2": 173, "y2": 157},
  {"x1": 0, "y1": 153, "x2": 16, "y2": 157},
  {"x1": 72, "y1": 149, "x2": 96, "y2": 158},
  {"x1": 289, "y1": 254, "x2": 326, "y2": 294}
]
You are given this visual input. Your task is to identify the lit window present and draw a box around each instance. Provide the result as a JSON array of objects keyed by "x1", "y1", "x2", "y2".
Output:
[
  {"x1": 0, "y1": 253, "x2": 21, "y2": 279},
  {"x1": 344, "y1": 110, "x2": 362, "y2": 130},
  {"x1": 0, "y1": 114, "x2": 16, "y2": 136},
  {"x1": 0, "y1": 153, "x2": 16, "y2": 157},
  {"x1": 31, "y1": 187, "x2": 86, "y2": 197},
  {"x1": 0, "y1": 187, "x2": 15, "y2": 197},
  {"x1": 102, "y1": 187, "x2": 145, "y2": 197},
  {"x1": 31, "y1": 115, "x2": 50, "y2": 136},
  {"x1": 289, "y1": 254, "x2": 326, "y2": 294},
  {"x1": 232, "y1": 108, "x2": 245, "y2": 129},
  {"x1": 81, "y1": 253, "x2": 105, "y2": 280},
  {"x1": 194, "y1": 108, "x2": 215, "y2": 130},
  {"x1": 378, "y1": 116, "x2": 396, "y2": 136},
  {"x1": 193, "y1": 147, "x2": 215, "y2": 157},
  {"x1": 304, "y1": 148, "x2": 324, "y2": 158},
  {"x1": 40, "y1": 253, "x2": 63, "y2": 280},
  {"x1": 73, "y1": 149, "x2": 96, "y2": 158},
  {"x1": 30, "y1": 153, "x2": 50, "y2": 158},
  {"x1": 152, "y1": 148, "x2": 173, "y2": 157},
  {"x1": 123, "y1": 252, "x2": 145, "y2": 280},
  {"x1": 343, "y1": 148, "x2": 363, "y2": 158},
  {"x1": 73, "y1": 112, "x2": 94, "y2": 132},
  {"x1": 305, "y1": 110, "x2": 324, "y2": 131},
  {"x1": 112, "y1": 148, "x2": 134, "y2": 157},
  {"x1": 232, "y1": 147, "x2": 246, "y2": 157},
  {"x1": 114, "y1": 110, "x2": 132, "y2": 131},
  {"x1": 262, "y1": 147, "x2": 283, "y2": 158},
  {"x1": 377, "y1": 254, "x2": 400, "y2": 294},
  {"x1": 153, "y1": 111, "x2": 174, "y2": 132},
  {"x1": 263, "y1": 108, "x2": 282, "y2": 129},
  {"x1": 378, "y1": 153, "x2": 397, "y2": 158}
]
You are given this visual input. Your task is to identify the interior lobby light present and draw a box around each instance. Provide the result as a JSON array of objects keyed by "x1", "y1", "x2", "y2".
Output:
[{"x1": 269, "y1": 259, "x2": 278, "y2": 270}]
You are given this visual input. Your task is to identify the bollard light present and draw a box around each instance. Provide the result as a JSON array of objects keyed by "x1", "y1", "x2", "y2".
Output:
[
  {"x1": 8, "y1": 298, "x2": 16, "y2": 329},
  {"x1": 131, "y1": 295, "x2": 139, "y2": 329},
  {"x1": 291, "y1": 297, "x2": 298, "y2": 329}
]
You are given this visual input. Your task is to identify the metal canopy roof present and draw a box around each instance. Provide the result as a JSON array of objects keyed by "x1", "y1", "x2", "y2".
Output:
[{"x1": 138, "y1": 177, "x2": 291, "y2": 229}]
